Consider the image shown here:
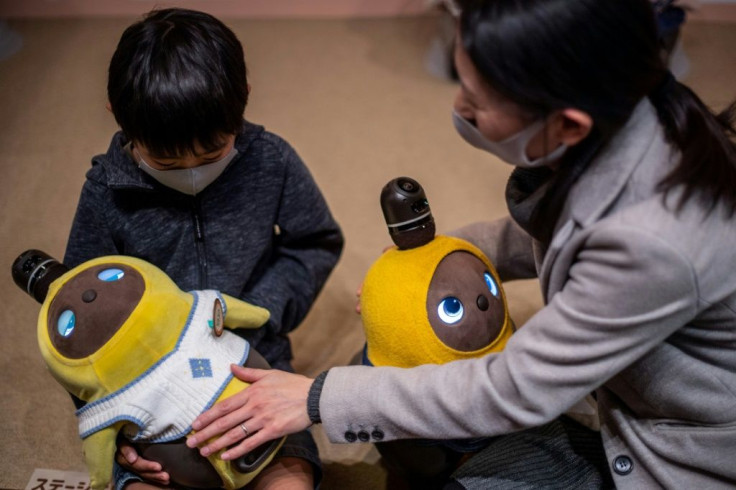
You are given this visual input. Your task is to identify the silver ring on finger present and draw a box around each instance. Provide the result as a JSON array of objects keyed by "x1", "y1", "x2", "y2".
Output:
[{"x1": 240, "y1": 423, "x2": 249, "y2": 438}]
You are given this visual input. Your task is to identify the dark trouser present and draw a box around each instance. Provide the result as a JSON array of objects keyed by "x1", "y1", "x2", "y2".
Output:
[
  {"x1": 376, "y1": 436, "x2": 492, "y2": 489},
  {"x1": 445, "y1": 417, "x2": 614, "y2": 490}
]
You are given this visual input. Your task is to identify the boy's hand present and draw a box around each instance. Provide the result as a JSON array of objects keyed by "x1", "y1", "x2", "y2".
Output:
[
  {"x1": 124, "y1": 483, "x2": 167, "y2": 490},
  {"x1": 116, "y1": 442, "x2": 170, "y2": 487}
]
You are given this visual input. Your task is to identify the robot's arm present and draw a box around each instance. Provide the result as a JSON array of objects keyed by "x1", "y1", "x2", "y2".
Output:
[
  {"x1": 81, "y1": 424, "x2": 121, "y2": 490},
  {"x1": 221, "y1": 293, "x2": 270, "y2": 330}
]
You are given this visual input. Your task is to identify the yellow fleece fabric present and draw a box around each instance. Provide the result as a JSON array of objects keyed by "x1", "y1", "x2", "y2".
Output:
[
  {"x1": 360, "y1": 235, "x2": 513, "y2": 368},
  {"x1": 36, "y1": 255, "x2": 279, "y2": 490}
]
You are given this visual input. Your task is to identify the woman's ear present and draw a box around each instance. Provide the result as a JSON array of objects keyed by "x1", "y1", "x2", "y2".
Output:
[
  {"x1": 555, "y1": 108, "x2": 593, "y2": 146},
  {"x1": 105, "y1": 102, "x2": 113, "y2": 113}
]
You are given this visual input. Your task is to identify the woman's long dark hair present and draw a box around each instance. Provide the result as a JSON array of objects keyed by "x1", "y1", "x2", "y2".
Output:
[{"x1": 457, "y1": 0, "x2": 736, "y2": 242}]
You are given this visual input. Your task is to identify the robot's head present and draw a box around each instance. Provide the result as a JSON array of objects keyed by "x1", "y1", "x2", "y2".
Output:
[
  {"x1": 360, "y1": 235, "x2": 513, "y2": 368},
  {"x1": 36, "y1": 255, "x2": 192, "y2": 401}
]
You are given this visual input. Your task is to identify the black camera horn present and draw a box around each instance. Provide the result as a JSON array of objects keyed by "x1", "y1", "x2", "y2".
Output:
[
  {"x1": 380, "y1": 177, "x2": 435, "y2": 250},
  {"x1": 12, "y1": 249, "x2": 70, "y2": 303}
]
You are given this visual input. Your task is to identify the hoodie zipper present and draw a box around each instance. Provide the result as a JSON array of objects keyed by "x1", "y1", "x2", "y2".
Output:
[{"x1": 191, "y1": 199, "x2": 208, "y2": 289}]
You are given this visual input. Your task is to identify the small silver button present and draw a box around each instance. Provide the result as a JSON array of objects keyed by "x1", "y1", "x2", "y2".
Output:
[{"x1": 613, "y1": 455, "x2": 633, "y2": 475}]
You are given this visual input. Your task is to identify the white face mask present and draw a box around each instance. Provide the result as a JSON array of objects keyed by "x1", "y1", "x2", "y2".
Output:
[
  {"x1": 137, "y1": 148, "x2": 238, "y2": 195},
  {"x1": 452, "y1": 111, "x2": 567, "y2": 168}
]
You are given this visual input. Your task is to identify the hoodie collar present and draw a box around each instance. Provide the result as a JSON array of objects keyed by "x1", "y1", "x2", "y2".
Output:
[
  {"x1": 94, "y1": 121, "x2": 264, "y2": 191},
  {"x1": 94, "y1": 132, "x2": 153, "y2": 190}
]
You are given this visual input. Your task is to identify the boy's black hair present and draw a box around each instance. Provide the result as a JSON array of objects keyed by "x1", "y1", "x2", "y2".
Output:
[{"x1": 108, "y1": 8, "x2": 248, "y2": 157}]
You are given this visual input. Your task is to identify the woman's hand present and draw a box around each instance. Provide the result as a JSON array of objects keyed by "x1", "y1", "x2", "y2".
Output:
[
  {"x1": 186, "y1": 365, "x2": 314, "y2": 461},
  {"x1": 115, "y1": 442, "x2": 170, "y2": 487}
]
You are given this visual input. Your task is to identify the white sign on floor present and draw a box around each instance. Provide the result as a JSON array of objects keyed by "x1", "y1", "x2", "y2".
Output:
[{"x1": 24, "y1": 468, "x2": 95, "y2": 490}]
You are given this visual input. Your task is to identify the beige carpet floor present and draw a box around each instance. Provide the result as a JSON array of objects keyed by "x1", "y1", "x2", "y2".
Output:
[{"x1": 1, "y1": 13, "x2": 734, "y2": 490}]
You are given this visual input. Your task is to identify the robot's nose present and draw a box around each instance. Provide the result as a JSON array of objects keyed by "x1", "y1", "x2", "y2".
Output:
[
  {"x1": 82, "y1": 289, "x2": 97, "y2": 303},
  {"x1": 476, "y1": 294, "x2": 489, "y2": 311}
]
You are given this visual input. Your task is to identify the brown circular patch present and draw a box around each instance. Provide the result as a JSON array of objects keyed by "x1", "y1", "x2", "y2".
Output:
[
  {"x1": 47, "y1": 264, "x2": 145, "y2": 358},
  {"x1": 426, "y1": 251, "x2": 506, "y2": 351}
]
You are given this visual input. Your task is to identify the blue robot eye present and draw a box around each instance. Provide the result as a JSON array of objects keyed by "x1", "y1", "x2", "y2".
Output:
[
  {"x1": 57, "y1": 310, "x2": 76, "y2": 337},
  {"x1": 484, "y1": 272, "x2": 499, "y2": 297},
  {"x1": 97, "y1": 268, "x2": 125, "y2": 282},
  {"x1": 437, "y1": 297, "x2": 464, "y2": 325}
]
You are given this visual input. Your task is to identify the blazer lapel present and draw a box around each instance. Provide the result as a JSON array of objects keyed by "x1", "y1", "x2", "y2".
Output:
[{"x1": 538, "y1": 99, "x2": 662, "y2": 297}]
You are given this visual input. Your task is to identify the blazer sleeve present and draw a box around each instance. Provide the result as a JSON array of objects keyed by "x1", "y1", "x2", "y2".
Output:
[
  {"x1": 240, "y1": 143, "x2": 344, "y2": 335},
  {"x1": 318, "y1": 223, "x2": 698, "y2": 442},
  {"x1": 450, "y1": 217, "x2": 538, "y2": 281}
]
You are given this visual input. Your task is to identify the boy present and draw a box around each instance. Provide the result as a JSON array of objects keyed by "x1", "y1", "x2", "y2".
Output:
[{"x1": 63, "y1": 8, "x2": 343, "y2": 489}]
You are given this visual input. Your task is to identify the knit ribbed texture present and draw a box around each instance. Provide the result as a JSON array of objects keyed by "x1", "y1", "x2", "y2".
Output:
[
  {"x1": 307, "y1": 371, "x2": 329, "y2": 424},
  {"x1": 448, "y1": 417, "x2": 613, "y2": 489}
]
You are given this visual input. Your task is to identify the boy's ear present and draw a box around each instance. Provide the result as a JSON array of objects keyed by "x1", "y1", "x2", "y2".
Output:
[
  {"x1": 246, "y1": 84, "x2": 251, "y2": 95},
  {"x1": 105, "y1": 102, "x2": 113, "y2": 113}
]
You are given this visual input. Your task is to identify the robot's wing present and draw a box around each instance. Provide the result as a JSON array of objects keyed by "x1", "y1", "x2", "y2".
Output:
[
  {"x1": 221, "y1": 293, "x2": 270, "y2": 330},
  {"x1": 81, "y1": 423, "x2": 120, "y2": 490}
]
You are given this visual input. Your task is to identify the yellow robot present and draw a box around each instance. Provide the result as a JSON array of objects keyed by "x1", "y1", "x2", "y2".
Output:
[
  {"x1": 358, "y1": 177, "x2": 516, "y2": 482},
  {"x1": 12, "y1": 250, "x2": 283, "y2": 490},
  {"x1": 360, "y1": 177, "x2": 514, "y2": 368}
]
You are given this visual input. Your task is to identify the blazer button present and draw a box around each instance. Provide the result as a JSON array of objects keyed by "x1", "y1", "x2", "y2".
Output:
[
  {"x1": 344, "y1": 431, "x2": 357, "y2": 443},
  {"x1": 357, "y1": 430, "x2": 370, "y2": 442},
  {"x1": 371, "y1": 429, "x2": 384, "y2": 441},
  {"x1": 613, "y1": 455, "x2": 633, "y2": 475}
]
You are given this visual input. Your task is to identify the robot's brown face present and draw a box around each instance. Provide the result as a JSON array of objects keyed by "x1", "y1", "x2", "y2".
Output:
[
  {"x1": 47, "y1": 264, "x2": 145, "y2": 359},
  {"x1": 426, "y1": 251, "x2": 506, "y2": 351}
]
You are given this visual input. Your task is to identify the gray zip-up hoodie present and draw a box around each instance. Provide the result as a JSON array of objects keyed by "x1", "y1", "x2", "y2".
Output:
[{"x1": 64, "y1": 121, "x2": 344, "y2": 368}]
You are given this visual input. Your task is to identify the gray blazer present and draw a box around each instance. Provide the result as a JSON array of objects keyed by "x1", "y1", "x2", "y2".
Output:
[{"x1": 319, "y1": 100, "x2": 736, "y2": 488}]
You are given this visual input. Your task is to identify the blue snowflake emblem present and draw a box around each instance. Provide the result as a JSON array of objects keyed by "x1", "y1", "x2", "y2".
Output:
[{"x1": 189, "y1": 358, "x2": 213, "y2": 378}]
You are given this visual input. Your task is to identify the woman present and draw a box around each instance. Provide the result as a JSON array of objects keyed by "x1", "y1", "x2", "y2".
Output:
[{"x1": 186, "y1": 0, "x2": 736, "y2": 487}]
